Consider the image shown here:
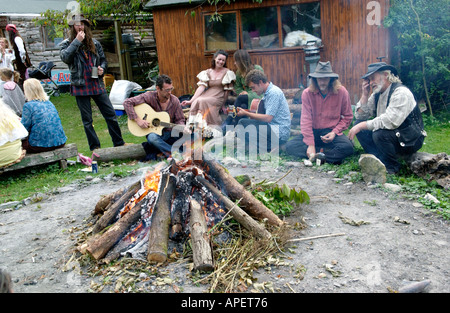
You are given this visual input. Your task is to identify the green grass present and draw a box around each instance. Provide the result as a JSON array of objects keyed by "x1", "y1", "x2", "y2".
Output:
[
  {"x1": 1, "y1": 93, "x2": 449, "y2": 220},
  {"x1": 53, "y1": 93, "x2": 143, "y2": 157}
]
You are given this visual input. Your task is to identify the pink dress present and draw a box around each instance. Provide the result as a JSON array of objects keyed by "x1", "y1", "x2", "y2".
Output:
[{"x1": 189, "y1": 69, "x2": 235, "y2": 126}]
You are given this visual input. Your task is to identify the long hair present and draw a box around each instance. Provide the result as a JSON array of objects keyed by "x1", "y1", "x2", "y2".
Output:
[
  {"x1": 210, "y1": 49, "x2": 228, "y2": 69},
  {"x1": 69, "y1": 21, "x2": 96, "y2": 54},
  {"x1": 0, "y1": 269, "x2": 12, "y2": 293},
  {"x1": 23, "y1": 78, "x2": 49, "y2": 102},
  {"x1": 0, "y1": 37, "x2": 9, "y2": 48},
  {"x1": 308, "y1": 77, "x2": 342, "y2": 94},
  {"x1": 383, "y1": 70, "x2": 402, "y2": 84},
  {"x1": 233, "y1": 49, "x2": 255, "y2": 77}
]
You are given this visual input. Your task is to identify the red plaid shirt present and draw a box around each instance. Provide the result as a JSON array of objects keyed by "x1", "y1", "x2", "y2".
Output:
[{"x1": 70, "y1": 50, "x2": 105, "y2": 96}]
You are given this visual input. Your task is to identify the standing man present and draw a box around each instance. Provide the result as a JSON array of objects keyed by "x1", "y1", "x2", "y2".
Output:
[
  {"x1": 60, "y1": 14, "x2": 125, "y2": 151},
  {"x1": 235, "y1": 69, "x2": 291, "y2": 154},
  {"x1": 348, "y1": 62, "x2": 426, "y2": 174},
  {"x1": 123, "y1": 74, "x2": 185, "y2": 160},
  {"x1": 285, "y1": 61, "x2": 354, "y2": 164}
]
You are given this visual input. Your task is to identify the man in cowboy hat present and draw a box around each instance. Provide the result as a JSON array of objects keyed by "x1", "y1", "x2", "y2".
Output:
[
  {"x1": 348, "y1": 62, "x2": 426, "y2": 174},
  {"x1": 286, "y1": 61, "x2": 354, "y2": 164},
  {"x1": 60, "y1": 14, "x2": 125, "y2": 151}
]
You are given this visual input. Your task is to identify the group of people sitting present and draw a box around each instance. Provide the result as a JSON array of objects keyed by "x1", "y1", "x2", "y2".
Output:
[
  {"x1": 124, "y1": 49, "x2": 425, "y2": 175},
  {"x1": 1, "y1": 19, "x2": 424, "y2": 177},
  {"x1": 0, "y1": 78, "x2": 67, "y2": 169}
]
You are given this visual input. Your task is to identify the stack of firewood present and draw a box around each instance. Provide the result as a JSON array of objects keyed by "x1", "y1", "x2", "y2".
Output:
[{"x1": 78, "y1": 155, "x2": 283, "y2": 272}]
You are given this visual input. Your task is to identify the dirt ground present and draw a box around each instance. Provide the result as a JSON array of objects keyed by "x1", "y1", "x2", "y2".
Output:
[{"x1": 1, "y1": 159, "x2": 448, "y2": 294}]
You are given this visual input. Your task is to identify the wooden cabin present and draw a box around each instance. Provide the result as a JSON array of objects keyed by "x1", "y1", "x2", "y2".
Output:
[{"x1": 145, "y1": 0, "x2": 392, "y2": 103}]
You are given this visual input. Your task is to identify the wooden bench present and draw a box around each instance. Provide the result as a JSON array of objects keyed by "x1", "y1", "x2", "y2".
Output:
[{"x1": 0, "y1": 143, "x2": 78, "y2": 174}]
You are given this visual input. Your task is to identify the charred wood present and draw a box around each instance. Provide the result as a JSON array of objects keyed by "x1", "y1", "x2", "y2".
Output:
[
  {"x1": 194, "y1": 176, "x2": 271, "y2": 240},
  {"x1": 200, "y1": 156, "x2": 284, "y2": 227},
  {"x1": 170, "y1": 171, "x2": 194, "y2": 241}
]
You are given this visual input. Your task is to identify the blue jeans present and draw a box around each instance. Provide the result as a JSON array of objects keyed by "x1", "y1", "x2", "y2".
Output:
[
  {"x1": 145, "y1": 130, "x2": 179, "y2": 159},
  {"x1": 235, "y1": 118, "x2": 286, "y2": 153}
]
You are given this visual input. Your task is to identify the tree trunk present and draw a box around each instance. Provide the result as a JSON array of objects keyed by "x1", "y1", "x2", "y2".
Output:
[
  {"x1": 194, "y1": 176, "x2": 272, "y2": 240},
  {"x1": 200, "y1": 156, "x2": 284, "y2": 227},
  {"x1": 147, "y1": 172, "x2": 175, "y2": 263},
  {"x1": 92, "y1": 144, "x2": 146, "y2": 162},
  {"x1": 189, "y1": 198, "x2": 214, "y2": 272}
]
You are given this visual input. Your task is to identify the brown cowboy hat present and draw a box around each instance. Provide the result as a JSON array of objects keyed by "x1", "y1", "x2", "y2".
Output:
[
  {"x1": 361, "y1": 62, "x2": 398, "y2": 79},
  {"x1": 68, "y1": 14, "x2": 90, "y2": 26},
  {"x1": 308, "y1": 61, "x2": 339, "y2": 79}
]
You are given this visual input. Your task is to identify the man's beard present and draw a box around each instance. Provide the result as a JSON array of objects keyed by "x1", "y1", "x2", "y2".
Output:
[{"x1": 372, "y1": 84, "x2": 382, "y2": 94}]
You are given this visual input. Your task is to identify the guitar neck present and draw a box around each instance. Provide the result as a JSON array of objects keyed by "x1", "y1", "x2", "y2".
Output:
[{"x1": 159, "y1": 121, "x2": 178, "y2": 128}]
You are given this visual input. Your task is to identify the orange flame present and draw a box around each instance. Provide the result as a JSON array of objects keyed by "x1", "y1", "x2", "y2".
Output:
[{"x1": 120, "y1": 168, "x2": 161, "y2": 217}]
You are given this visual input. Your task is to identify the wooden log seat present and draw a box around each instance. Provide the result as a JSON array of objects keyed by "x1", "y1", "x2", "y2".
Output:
[{"x1": 0, "y1": 143, "x2": 78, "y2": 174}]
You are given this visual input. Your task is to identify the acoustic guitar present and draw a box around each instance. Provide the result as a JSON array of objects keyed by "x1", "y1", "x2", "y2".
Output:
[
  {"x1": 228, "y1": 98, "x2": 265, "y2": 117},
  {"x1": 127, "y1": 103, "x2": 177, "y2": 137}
]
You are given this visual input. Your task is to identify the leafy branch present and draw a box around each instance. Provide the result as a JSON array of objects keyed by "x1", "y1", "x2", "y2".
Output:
[{"x1": 250, "y1": 179, "x2": 310, "y2": 216}]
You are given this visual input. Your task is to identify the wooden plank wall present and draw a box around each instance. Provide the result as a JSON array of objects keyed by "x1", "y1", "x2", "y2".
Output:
[{"x1": 152, "y1": 0, "x2": 391, "y2": 103}]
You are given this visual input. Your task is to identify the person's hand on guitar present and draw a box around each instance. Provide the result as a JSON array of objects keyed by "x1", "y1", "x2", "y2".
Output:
[
  {"x1": 135, "y1": 117, "x2": 149, "y2": 129},
  {"x1": 236, "y1": 107, "x2": 249, "y2": 117}
]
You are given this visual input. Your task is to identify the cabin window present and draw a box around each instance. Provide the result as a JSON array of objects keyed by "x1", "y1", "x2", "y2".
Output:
[
  {"x1": 41, "y1": 25, "x2": 64, "y2": 50},
  {"x1": 281, "y1": 2, "x2": 321, "y2": 48},
  {"x1": 241, "y1": 7, "x2": 279, "y2": 50},
  {"x1": 202, "y1": 1, "x2": 321, "y2": 52},
  {"x1": 204, "y1": 12, "x2": 238, "y2": 51}
]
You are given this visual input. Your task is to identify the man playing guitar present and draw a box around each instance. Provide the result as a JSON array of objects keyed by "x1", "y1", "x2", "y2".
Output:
[{"x1": 123, "y1": 74, "x2": 186, "y2": 160}]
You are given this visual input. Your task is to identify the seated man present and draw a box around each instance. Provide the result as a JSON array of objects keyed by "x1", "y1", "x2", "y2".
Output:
[
  {"x1": 285, "y1": 61, "x2": 354, "y2": 164},
  {"x1": 234, "y1": 69, "x2": 291, "y2": 154},
  {"x1": 348, "y1": 62, "x2": 426, "y2": 174},
  {"x1": 123, "y1": 74, "x2": 186, "y2": 160}
]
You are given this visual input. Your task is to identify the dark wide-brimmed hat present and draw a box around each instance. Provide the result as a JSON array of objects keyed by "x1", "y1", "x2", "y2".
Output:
[
  {"x1": 68, "y1": 14, "x2": 90, "y2": 26},
  {"x1": 308, "y1": 61, "x2": 339, "y2": 79},
  {"x1": 361, "y1": 62, "x2": 398, "y2": 79}
]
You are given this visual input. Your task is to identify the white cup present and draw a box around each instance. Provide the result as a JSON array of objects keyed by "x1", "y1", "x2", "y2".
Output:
[{"x1": 91, "y1": 67, "x2": 98, "y2": 79}]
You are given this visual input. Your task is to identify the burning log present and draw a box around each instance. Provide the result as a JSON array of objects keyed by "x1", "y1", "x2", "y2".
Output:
[
  {"x1": 170, "y1": 171, "x2": 194, "y2": 240},
  {"x1": 194, "y1": 176, "x2": 271, "y2": 240},
  {"x1": 92, "y1": 181, "x2": 141, "y2": 234},
  {"x1": 94, "y1": 185, "x2": 133, "y2": 216},
  {"x1": 189, "y1": 198, "x2": 214, "y2": 272},
  {"x1": 147, "y1": 172, "x2": 176, "y2": 263},
  {"x1": 87, "y1": 195, "x2": 147, "y2": 260},
  {"x1": 201, "y1": 156, "x2": 284, "y2": 227}
]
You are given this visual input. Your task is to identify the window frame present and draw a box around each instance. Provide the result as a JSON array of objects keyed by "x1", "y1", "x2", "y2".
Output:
[
  {"x1": 202, "y1": 1, "x2": 321, "y2": 55},
  {"x1": 202, "y1": 11, "x2": 239, "y2": 53}
]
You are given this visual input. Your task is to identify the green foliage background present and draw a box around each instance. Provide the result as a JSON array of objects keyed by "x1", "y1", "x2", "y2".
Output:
[{"x1": 384, "y1": 0, "x2": 450, "y2": 113}]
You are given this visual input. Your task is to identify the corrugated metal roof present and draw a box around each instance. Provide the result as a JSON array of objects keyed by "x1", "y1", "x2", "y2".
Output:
[
  {"x1": 0, "y1": 0, "x2": 71, "y2": 14},
  {"x1": 144, "y1": 0, "x2": 202, "y2": 10}
]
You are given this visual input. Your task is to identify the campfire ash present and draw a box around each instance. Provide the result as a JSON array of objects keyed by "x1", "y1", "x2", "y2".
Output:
[{"x1": 80, "y1": 153, "x2": 281, "y2": 272}]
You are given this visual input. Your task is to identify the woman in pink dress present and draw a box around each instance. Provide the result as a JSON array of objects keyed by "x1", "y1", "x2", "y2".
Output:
[{"x1": 182, "y1": 50, "x2": 236, "y2": 127}]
